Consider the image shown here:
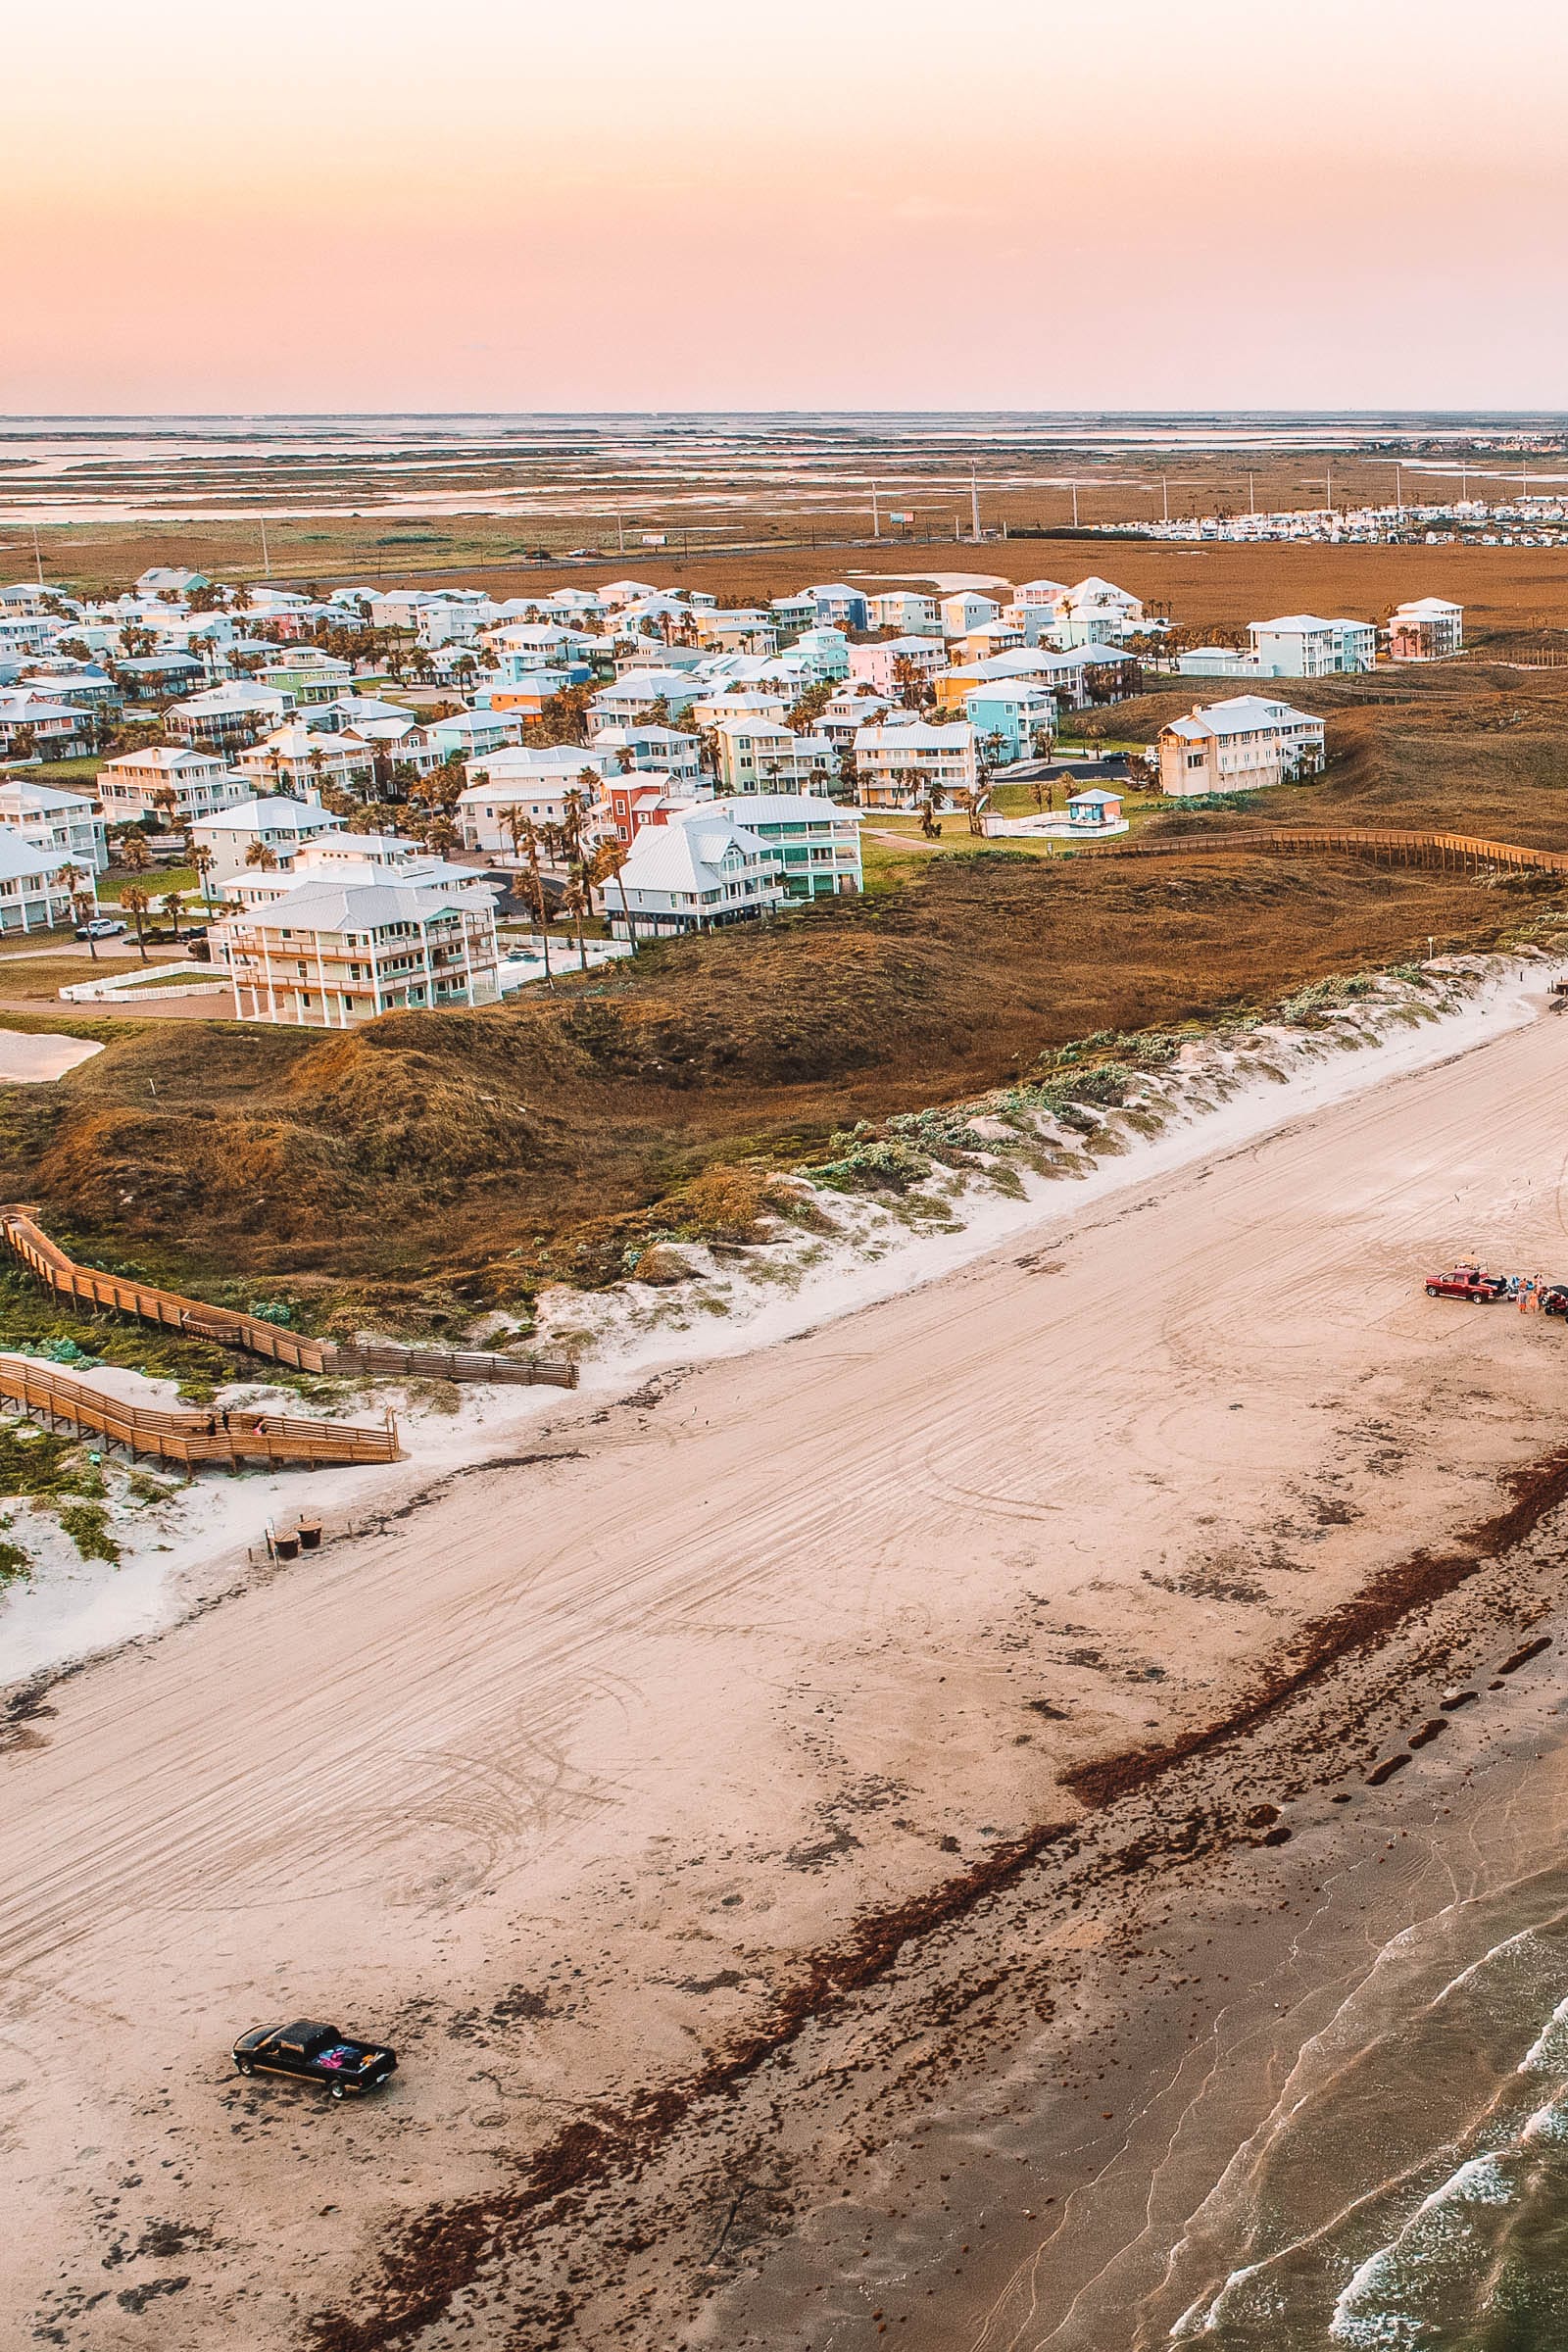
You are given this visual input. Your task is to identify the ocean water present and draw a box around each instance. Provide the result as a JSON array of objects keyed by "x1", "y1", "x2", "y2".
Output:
[{"x1": 1162, "y1": 1732, "x2": 1568, "y2": 2351}]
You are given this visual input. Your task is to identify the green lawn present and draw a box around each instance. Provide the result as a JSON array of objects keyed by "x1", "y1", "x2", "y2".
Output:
[
  {"x1": 98, "y1": 866, "x2": 202, "y2": 905},
  {"x1": 0, "y1": 754, "x2": 106, "y2": 787}
]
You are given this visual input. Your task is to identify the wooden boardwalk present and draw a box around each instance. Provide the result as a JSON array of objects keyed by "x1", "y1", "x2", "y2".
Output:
[
  {"x1": 0, "y1": 1209, "x2": 577, "y2": 1390},
  {"x1": 0, "y1": 1354, "x2": 401, "y2": 1469},
  {"x1": 1078, "y1": 823, "x2": 1568, "y2": 875}
]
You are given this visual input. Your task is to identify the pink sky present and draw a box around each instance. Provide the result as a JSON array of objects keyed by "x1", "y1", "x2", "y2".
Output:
[{"x1": 7, "y1": 0, "x2": 1568, "y2": 413}]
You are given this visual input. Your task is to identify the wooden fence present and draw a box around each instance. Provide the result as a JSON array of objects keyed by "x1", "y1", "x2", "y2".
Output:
[
  {"x1": 0, "y1": 1209, "x2": 578, "y2": 1390},
  {"x1": 1076, "y1": 824, "x2": 1568, "y2": 876},
  {"x1": 0, "y1": 1353, "x2": 401, "y2": 1469}
]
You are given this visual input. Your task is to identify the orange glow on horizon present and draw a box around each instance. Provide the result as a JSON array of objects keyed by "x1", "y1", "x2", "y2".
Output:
[{"x1": 7, "y1": 0, "x2": 1568, "y2": 412}]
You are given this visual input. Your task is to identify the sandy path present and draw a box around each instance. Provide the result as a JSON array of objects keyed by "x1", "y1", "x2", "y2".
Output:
[
  {"x1": 4, "y1": 1004, "x2": 1568, "y2": 2346},
  {"x1": 0, "y1": 1028, "x2": 103, "y2": 1081}
]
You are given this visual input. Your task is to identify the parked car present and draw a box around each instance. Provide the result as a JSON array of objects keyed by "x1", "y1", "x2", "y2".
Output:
[
  {"x1": 232, "y1": 2020, "x2": 397, "y2": 2099},
  {"x1": 1424, "y1": 1267, "x2": 1509, "y2": 1301},
  {"x1": 74, "y1": 915, "x2": 126, "y2": 940}
]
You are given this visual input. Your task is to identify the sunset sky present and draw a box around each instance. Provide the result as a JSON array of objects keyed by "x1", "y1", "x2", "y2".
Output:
[{"x1": 7, "y1": 0, "x2": 1568, "y2": 414}]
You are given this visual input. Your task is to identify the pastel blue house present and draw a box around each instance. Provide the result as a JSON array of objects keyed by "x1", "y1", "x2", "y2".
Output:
[
  {"x1": 428, "y1": 709, "x2": 524, "y2": 759},
  {"x1": 793, "y1": 627, "x2": 851, "y2": 682},
  {"x1": 961, "y1": 682, "x2": 1056, "y2": 762}
]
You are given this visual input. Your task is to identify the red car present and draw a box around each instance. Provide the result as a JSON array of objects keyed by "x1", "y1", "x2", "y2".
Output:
[{"x1": 1425, "y1": 1267, "x2": 1509, "y2": 1301}]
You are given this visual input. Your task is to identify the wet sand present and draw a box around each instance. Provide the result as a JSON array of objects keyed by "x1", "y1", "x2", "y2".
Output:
[{"x1": 4, "y1": 1000, "x2": 1568, "y2": 2348}]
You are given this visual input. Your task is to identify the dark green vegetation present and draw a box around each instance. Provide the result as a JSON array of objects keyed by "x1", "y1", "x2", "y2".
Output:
[
  {"x1": 0, "y1": 838, "x2": 1551, "y2": 1320},
  {"x1": 0, "y1": 1417, "x2": 121, "y2": 1570}
]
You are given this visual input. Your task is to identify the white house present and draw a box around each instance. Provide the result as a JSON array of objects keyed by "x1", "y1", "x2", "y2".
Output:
[
  {"x1": 214, "y1": 833, "x2": 497, "y2": 918},
  {"x1": 190, "y1": 796, "x2": 346, "y2": 886},
  {"x1": 168, "y1": 680, "x2": 293, "y2": 751},
  {"x1": 847, "y1": 636, "x2": 949, "y2": 698},
  {"x1": 236, "y1": 724, "x2": 368, "y2": 797},
  {"x1": 222, "y1": 879, "x2": 501, "y2": 1028},
  {"x1": 852, "y1": 720, "x2": 979, "y2": 808},
  {"x1": 1157, "y1": 697, "x2": 1326, "y2": 797},
  {"x1": 1052, "y1": 576, "x2": 1146, "y2": 646},
  {"x1": 97, "y1": 746, "x2": 253, "y2": 824},
  {"x1": 0, "y1": 692, "x2": 93, "y2": 759},
  {"x1": 689, "y1": 686, "x2": 790, "y2": 733},
  {"x1": 426, "y1": 708, "x2": 528, "y2": 761},
  {"x1": 0, "y1": 778, "x2": 108, "y2": 873},
  {"x1": 0, "y1": 836, "x2": 95, "y2": 933},
  {"x1": 1248, "y1": 614, "x2": 1376, "y2": 676},
  {"x1": 590, "y1": 723, "x2": 703, "y2": 783},
  {"x1": 1389, "y1": 597, "x2": 1463, "y2": 661},
  {"x1": 457, "y1": 746, "x2": 613, "y2": 854},
  {"x1": 817, "y1": 690, "x2": 896, "y2": 751},
  {"x1": 588, "y1": 667, "x2": 702, "y2": 730},
  {"x1": 609, "y1": 812, "x2": 786, "y2": 940}
]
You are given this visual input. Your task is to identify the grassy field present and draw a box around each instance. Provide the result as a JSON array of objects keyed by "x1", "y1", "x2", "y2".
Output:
[
  {"x1": 11, "y1": 494, "x2": 1568, "y2": 650},
  {"x1": 0, "y1": 554, "x2": 1561, "y2": 1330},
  {"x1": 0, "y1": 836, "x2": 1555, "y2": 1327}
]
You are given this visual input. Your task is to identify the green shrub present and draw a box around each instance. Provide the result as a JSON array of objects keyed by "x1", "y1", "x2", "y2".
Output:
[{"x1": 55, "y1": 1501, "x2": 120, "y2": 1564}]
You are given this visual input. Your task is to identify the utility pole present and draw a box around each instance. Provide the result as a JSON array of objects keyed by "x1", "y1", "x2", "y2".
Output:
[
  {"x1": 31, "y1": 523, "x2": 44, "y2": 587},
  {"x1": 1070, "y1": 479, "x2": 1079, "y2": 527},
  {"x1": 1161, "y1": 473, "x2": 1169, "y2": 522},
  {"x1": 616, "y1": 511, "x2": 626, "y2": 555},
  {"x1": 970, "y1": 463, "x2": 981, "y2": 543},
  {"x1": 261, "y1": 515, "x2": 271, "y2": 578},
  {"x1": 1325, "y1": 462, "x2": 1333, "y2": 514},
  {"x1": 1396, "y1": 461, "x2": 1403, "y2": 519},
  {"x1": 871, "y1": 480, "x2": 881, "y2": 539},
  {"x1": 1249, "y1": 470, "x2": 1256, "y2": 516}
]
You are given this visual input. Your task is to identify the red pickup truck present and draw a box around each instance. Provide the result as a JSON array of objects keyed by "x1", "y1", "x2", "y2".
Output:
[{"x1": 1425, "y1": 1267, "x2": 1510, "y2": 1301}]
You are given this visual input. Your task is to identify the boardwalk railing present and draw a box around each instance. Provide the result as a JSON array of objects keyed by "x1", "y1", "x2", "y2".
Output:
[
  {"x1": 1076, "y1": 824, "x2": 1568, "y2": 876},
  {"x1": 0, "y1": 1209, "x2": 578, "y2": 1391},
  {"x1": 0, "y1": 1353, "x2": 401, "y2": 1469}
]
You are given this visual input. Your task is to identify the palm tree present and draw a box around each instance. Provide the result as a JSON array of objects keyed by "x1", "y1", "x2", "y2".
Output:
[
  {"x1": 891, "y1": 655, "x2": 928, "y2": 711},
  {"x1": 118, "y1": 826, "x2": 153, "y2": 877},
  {"x1": 122, "y1": 882, "x2": 153, "y2": 961},
  {"x1": 559, "y1": 867, "x2": 590, "y2": 973},
  {"x1": 57, "y1": 859, "x2": 89, "y2": 950},
  {"x1": 191, "y1": 845, "x2": 218, "y2": 914},
  {"x1": 150, "y1": 785, "x2": 179, "y2": 834},
  {"x1": 595, "y1": 837, "x2": 636, "y2": 951},
  {"x1": 562, "y1": 785, "x2": 596, "y2": 915},
  {"x1": 245, "y1": 839, "x2": 279, "y2": 872},
  {"x1": 69, "y1": 886, "x2": 101, "y2": 956},
  {"x1": 161, "y1": 888, "x2": 186, "y2": 943},
  {"x1": 502, "y1": 808, "x2": 553, "y2": 986}
]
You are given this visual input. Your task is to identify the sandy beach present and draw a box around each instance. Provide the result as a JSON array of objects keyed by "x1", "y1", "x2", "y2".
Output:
[{"x1": 5, "y1": 992, "x2": 1568, "y2": 2349}]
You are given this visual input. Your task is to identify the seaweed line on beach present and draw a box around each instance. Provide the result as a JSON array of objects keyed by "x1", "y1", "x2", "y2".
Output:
[{"x1": 302, "y1": 1436, "x2": 1568, "y2": 2352}]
